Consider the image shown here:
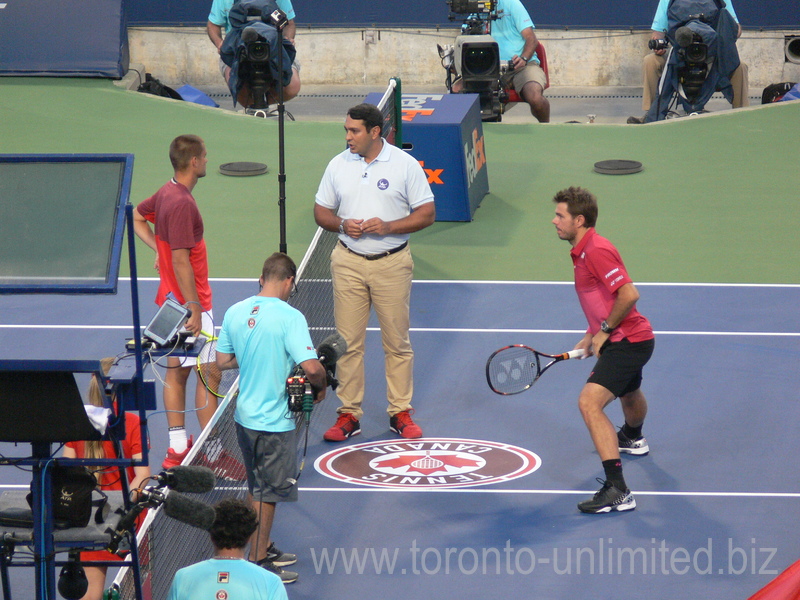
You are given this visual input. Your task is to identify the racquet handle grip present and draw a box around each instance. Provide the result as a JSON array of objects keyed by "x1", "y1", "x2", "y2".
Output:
[{"x1": 566, "y1": 349, "x2": 586, "y2": 359}]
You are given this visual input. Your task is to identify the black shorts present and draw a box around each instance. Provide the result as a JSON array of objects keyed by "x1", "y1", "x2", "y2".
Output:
[
  {"x1": 588, "y1": 337, "x2": 655, "y2": 398},
  {"x1": 236, "y1": 423, "x2": 298, "y2": 503}
]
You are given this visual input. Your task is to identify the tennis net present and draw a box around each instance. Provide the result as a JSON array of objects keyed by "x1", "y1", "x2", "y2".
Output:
[{"x1": 110, "y1": 77, "x2": 404, "y2": 600}]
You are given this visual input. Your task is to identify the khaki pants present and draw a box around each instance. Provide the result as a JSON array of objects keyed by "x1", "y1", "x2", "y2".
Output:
[
  {"x1": 641, "y1": 52, "x2": 750, "y2": 111},
  {"x1": 330, "y1": 242, "x2": 414, "y2": 420}
]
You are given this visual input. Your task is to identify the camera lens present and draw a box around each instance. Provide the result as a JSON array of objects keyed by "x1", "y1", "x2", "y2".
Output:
[
  {"x1": 464, "y1": 48, "x2": 496, "y2": 76},
  {"x1": 685, "y1": 43, "x2": 707, "y2": 63},
  {"x1": 247, "y1": 41, "x2": 270, "y2": 62}
]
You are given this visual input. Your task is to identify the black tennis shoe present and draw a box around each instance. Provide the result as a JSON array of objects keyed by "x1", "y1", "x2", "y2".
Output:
[
  {"x1": 578, "y1": 479, "x2": 636, "y2": 514},
  {"x1": 266, "y1": 542, "x2": 297, "y2": 567},
  {"x1": 617, "y1": 428, "x2": 650, "y2": 455},
  {"x1": 255, "y1": 557, "x2": 298, "y2": 584}
]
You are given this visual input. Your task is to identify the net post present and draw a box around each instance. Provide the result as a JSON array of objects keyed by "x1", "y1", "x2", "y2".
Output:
[{"x1": 392, "y1": 77, "x2": 402, "y2": 148}]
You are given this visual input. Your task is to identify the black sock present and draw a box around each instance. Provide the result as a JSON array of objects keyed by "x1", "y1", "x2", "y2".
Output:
[
  {"x1": 622, "y1": 422, "x2": 643, "y2": 440},
  {"x1": 602, "y1": 459, "x2": 627, "y2": 491}
]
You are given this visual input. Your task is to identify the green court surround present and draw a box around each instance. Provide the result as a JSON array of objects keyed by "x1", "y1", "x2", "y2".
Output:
[{"x1": 1, "y1": 77, "x2": 797, "y2": 284}]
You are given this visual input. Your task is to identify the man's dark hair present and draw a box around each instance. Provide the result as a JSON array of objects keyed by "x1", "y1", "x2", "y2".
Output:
[
  {"x1": 347, "y1": 103, "x2": 383, "y2": 133},
  {"x1": 552, "y1": 186, "x2": 598, "y2": 228},
  {"x1": 169, "y1": 135, "x2": 204, "y2": 172},
  {"x1": 261, "y1": 252, "x2": 297, "y2": 283},
  {"x1": 209, "y1": 498, "x2": 258, "y2": 550}
]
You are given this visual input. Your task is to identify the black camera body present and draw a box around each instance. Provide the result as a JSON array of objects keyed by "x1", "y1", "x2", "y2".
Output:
[
  {"x1": 286, "y1": 365, "x2": 311, "y2": 413},
  {"x1": 675, "y1": 26, "x2": 710, "y2": 102},
  {"x1": 442, "y1": 0, "x2": 505, "y2": 121},
  {"x1": 447, "y1": 0, "x2": 495, "y2": 17},
  {"x1": 648, "y1": 38, "x2": 670, "y2": 51},
  {"x1": 224, "y1": 1, "x2": 292, "y2": 111},
  {"x1": 238, "y1": 25, "x2": 274, "y2": 110}
]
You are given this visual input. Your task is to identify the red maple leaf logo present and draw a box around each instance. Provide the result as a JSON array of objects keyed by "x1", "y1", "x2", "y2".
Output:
[{"x1": 374, "y1": 452, "x2": 481, "y2": 476}]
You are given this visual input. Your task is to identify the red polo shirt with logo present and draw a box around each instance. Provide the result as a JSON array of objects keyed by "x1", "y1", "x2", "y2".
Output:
[
  {"x1": 570, "y1": 228, "x2": 653, "y2": 343},
  {"x1": 137, "y1": 180, "x2": 212, "y2": 311}
]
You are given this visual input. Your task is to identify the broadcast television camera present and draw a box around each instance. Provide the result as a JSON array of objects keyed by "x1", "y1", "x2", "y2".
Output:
[
  {"x1": 439, "y1": 0, "x2": 505, "y2": 121},
  {"x1": 220, "y1": 0, "x2": 295, "y2": 113},
  {"x1": 286, "y1": 333, "x2": 347, "y2": 414},
  {"x1": 646, "y1": 27, "x2": 710, "y2": 103},
  {"x1": 237, "y1": 8, "x2": 289, "y2": 112},
  {"x1": 674, "y1": 25, "x2": 709, "y2": 101}
]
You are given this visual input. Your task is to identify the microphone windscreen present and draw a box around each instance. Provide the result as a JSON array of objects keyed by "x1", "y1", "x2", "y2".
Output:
[
  {"x1": 163, "y1": 465, "x2": 216, "y2": 493},
  {"x1": 317, "y1": 333, "x2": 347, "y2": 366},
  {"x1": 675, "y1": 26, "x2": 695, "y2": 48},
  {"x1": 242, "y1": 27, "x2": 259, "y2": 43},
  {"x1": 163, "y1": 493, "x2": 216, "y2": 531},
  {"x1": 58, "y1": 561, "x2": 89, "y2": 600}
]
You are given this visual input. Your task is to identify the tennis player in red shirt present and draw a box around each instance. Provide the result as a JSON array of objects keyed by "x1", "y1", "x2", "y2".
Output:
[
  {"x1": 552, "y1": 186, "x2": 655, "y2": 514},
  {"x1": 134, "y1": 135, "x2": 216, "y2": 469}
]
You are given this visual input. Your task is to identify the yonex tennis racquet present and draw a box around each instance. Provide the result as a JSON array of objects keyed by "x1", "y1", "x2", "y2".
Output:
[
  {"x1": 486, "y1": 345, "x2": 586, "y2": 395},
  {"x1": 196, "y1": 330, "x2": 239, "y2": 399}
]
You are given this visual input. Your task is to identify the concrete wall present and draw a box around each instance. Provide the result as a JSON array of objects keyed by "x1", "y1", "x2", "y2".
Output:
[{"x1": 128, "y1": 26, "x2": 800, "y2": 90}]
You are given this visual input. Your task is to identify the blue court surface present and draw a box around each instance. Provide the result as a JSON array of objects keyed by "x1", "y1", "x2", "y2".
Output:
[{"x1": 1, "y1": 279, "x2": 799, "y2": 599}]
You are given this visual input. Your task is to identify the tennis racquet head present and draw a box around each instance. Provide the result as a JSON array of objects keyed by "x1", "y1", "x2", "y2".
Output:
[
  {"x1": 197, "y1": 331, "x2": 238, "y2": 399},
  {"x1": 486, "y1": 345, "x2": 585, "y2": 395}
]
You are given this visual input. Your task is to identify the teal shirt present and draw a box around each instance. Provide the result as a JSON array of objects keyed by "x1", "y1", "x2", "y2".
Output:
[
  {"x1": 167, "y1": 558, "x2": 288, "y2": 600},
  {"x1": 492, "y1": 0, "x2": 537, "y2": 62},
  {"x1": 651, "y1": 0, "x2": 738, "y2": 31},
  {"x1": 208, "y1": 0, "x2": 296, "y2": 33},
  {"x1": 217, "y1": 295, "x2": 316, "y2": 432}
]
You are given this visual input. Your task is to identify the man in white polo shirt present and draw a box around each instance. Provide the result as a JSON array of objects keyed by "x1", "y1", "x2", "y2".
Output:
[{"x1": 314, "y1": 103, "x2": 436, "y2": 442}]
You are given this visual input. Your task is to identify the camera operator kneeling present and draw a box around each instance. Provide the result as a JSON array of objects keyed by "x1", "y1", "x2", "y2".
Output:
[{"x1": 207, "y1": 0, "x2": 301, "y2": 112}]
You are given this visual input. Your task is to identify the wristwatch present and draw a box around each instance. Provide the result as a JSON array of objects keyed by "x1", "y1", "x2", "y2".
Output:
[
  {"x1": 338, "y1": 219, "x2": 346, "y2": 235},
  {"x1": 600, "y1": 320, "x2": 615, "y2": 334}
]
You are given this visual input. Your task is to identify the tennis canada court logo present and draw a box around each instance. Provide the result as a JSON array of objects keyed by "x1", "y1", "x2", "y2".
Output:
[{"x1": 315, "y1": 438, "x2": 540, "y2": 488}]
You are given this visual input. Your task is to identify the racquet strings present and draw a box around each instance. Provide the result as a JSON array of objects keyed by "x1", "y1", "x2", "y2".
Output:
[
  {"x1": 197, "y1": 331, "x2": 238, "y2": 398},
  {"x1": 488, "y1": 346, "x2": 538, "y2": 394}
]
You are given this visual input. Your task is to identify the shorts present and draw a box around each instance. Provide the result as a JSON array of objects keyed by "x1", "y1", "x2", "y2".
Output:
[
  {"x1": 510, "y1": 62, "x2": 547, "y2": 93},
  {"x1": 236, "y1": 423, "x2": 298, "y2": 503},
  {"x1": 175, "y1": 310, "x2": 214, "y2": 368},
  {"x1": 588, "y1": 337, "x2": 655, "y2": 398}
]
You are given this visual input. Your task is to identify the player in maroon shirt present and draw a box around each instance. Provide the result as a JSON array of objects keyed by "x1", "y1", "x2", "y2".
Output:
[
  {"x1": 134, "y1": 135, "x2": 217, "y2": 469},
  {"x1": 552, "y1": 186, "x2": 655, "y2": 514}
]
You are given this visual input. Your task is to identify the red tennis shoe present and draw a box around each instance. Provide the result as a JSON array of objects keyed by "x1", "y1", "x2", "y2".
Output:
[
  {"x1": 323, "y1": 413, "x2": 361, "y2": 442},
  {"x1": 389, "y1": 410, "x2": 422, "y2": 439}
]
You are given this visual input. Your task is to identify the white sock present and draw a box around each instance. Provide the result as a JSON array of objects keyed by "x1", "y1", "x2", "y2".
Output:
[{"x1": 169, "y1": 427, "x2": 188, "y2": 453}]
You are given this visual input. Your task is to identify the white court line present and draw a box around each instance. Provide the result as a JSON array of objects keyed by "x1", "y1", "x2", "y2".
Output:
[
  {"x1": 1, "y1": 324, "x2": 797, "y2": 337},
  {"x1": 133, "y1": 277, "x2": 800, "y2": 288},
  {"x1": 400, "y1": 328, "x2": 800, "y2": 337},
  {"x1": 296, "y1": 487, "x2": 800, "y2": 498},
  {"x1": 413, "y1": 280, "x2": 800, "y2": 288},
  {"x1": 0, "y1": 484, "x2": 797, "y2": 498}
]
